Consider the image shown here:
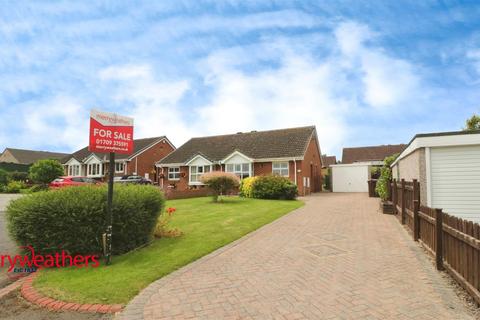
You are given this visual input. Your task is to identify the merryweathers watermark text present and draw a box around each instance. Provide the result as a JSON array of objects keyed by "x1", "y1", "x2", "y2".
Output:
[{"x1": 1, "y1": 246, "x2": 100, "y2": 272}]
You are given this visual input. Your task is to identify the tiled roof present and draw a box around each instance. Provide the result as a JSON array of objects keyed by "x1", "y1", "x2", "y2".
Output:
[
  {"x1": 63, "y1": 136, "x2": 167, "y2": 163},
  {"x1": 159, "y1": 126, "x2": 317, "y2": 164},
  {"x1": 342, "y1": 144, "x2": 406, "y2": 164},
  {"x1": 321, "y1": 155, "x2": 337, "y2": 167},
  {"x1": 2, "y1": 148, "x2": 69, "y2": 165}
]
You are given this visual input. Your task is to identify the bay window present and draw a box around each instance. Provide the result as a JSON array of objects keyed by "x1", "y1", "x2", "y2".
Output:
[
  {"x1": 68, "y1": 165, "x2": 80, "y2": 176},
  {"x1": 272, "y1": 161, "x2": 289, "y2": 177},
  {"x1": 87, "y1": 163, "x2": 101, "y2": 176},
  {"x1": 189, "y1": 165, "x2": 211, "y2": 183},
  {"x1": 226, "y1": 163, "x2": 250, "y2": 179}
]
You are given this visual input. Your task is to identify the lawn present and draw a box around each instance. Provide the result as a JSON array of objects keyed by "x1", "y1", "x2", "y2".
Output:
[{"x1": 34, "y1": 196, "x2": 303, "y2": 304}]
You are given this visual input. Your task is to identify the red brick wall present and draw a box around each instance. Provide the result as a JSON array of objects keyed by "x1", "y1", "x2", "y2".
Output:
[
  {"x1": 298, "y1": 136, "x2": 322, "y2": 195},
  {"x1": 126, "y1": 139, "x2": 175, "y2": 181}
]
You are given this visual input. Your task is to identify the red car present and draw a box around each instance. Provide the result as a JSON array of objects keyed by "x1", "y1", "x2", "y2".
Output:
[{"x1": 49, "y1": 176, "x2": 99, "y2": 188}]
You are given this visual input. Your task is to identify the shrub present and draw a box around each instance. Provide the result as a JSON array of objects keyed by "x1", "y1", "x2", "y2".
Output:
[
  {"x1": 5, "y1": 181, "x2": 25, "y2": 193},
  {"x1": 7, "y1": 184, "x2": 165, "y2": 256},
  {"x1": 375, "y1": 154, "x2": 399, "y2": 201},
  {"x1": 251, "y1": 175, "x2": 298, "y2": 200},
  {"x1": 29, "y1": 159, "x2": 64, "y2": 186},
  {"x1": 8, "y1": 171, "x2": 29, "y2": 182},
  {"x1": 154, "y1": 207, "x2": 183, "y2": 238},
  {"x1": 0, "y1": 169, "x2": 8, "y2": 186},
  {"x1": 239, "y1": 177, "x2": 257, "y2": 198},
  {"x1": 200, "y1": 171, "x2": 240, "y2": 202},
  {"x1": 29, "y1": 184, "x2": 49, "y2": 193}
]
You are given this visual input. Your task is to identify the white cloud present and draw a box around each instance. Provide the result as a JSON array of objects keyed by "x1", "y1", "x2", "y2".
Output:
[
  {"x1": 467, "y1": 49, "x2": 480, "y2": 74},
  {"x1": 335, "y1": 21, "x2": 420, "y2": 109},
  {"x1": 18, "y1": 95, "x2": 89, "y2": 151},
  {"x1": 98, "y1": 64, "x2": 194, "y2": 146}
]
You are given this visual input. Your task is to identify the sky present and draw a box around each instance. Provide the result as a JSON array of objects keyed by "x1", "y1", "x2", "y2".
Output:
[{"x1": 1, "y1": 1, "x2": 480, "y2": 159}]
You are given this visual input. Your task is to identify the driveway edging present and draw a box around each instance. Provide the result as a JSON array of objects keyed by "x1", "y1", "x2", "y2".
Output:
[{"x1": 21, "y1": 272, "x2": 123, "y2": 314}]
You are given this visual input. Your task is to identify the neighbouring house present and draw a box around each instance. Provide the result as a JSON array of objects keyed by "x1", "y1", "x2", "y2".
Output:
[
  {"x1": 391, "y1": 130, "x2": 480, "y2": 223},
  {"x1": 331, "y1": 144, "x2": 406, "y2": 192},
  {"x1": 62, "y1": 136, "x2": 175, "y2": 182},
  {"x1": 0, "y1": 148, "x2": 69, "y2": 172},
  {"x1": 156, "y1": 126, "x2": 323, "y2": 196},
  {"x1": 321, "y1": 155, "x2": 337, "y2": 174}
]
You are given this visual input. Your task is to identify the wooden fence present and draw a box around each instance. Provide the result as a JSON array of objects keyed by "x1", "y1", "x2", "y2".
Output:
[{"x1": 391, "y1": 179, "x2": 480, "y2": 305}]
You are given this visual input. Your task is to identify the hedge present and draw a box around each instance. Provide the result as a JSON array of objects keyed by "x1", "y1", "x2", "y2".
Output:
[
  {"x1": 240, "y1": 175, "x2": 297, "y2": 200},
  {"x1": 7, "y1": 184, "x2": 165, "y2": 256}
]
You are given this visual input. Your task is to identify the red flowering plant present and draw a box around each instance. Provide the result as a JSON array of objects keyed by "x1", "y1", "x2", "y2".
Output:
[{"x1": 154, "y1": 207, "x2": 182, "y2": 238}]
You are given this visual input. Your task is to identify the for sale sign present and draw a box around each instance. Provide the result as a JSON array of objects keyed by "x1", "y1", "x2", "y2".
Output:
[{"x1": 89, "y1": 109, "x2": 134, "y2": 154}]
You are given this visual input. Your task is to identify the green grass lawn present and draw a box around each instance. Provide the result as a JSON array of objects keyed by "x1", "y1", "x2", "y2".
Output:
[{"x1": 34, "y1": 196, "x2": 303, "y2": 304}]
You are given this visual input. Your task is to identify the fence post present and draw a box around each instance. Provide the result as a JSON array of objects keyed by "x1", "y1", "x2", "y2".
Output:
[
  {"x1": 413, "y1": 179, "x2": 419, "y2": 241},
  {"x1": 392, "y1": 179, "x2": 397, "y2": 214},
  {"x1": 401, "y1": 179, "x2": 406, "y2": 224},
  {"x1": 435, "y1": 208, "x2": 444, "y2": 271}
]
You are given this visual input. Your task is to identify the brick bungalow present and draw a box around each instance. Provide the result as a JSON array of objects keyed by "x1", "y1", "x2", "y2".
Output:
[
  {"x1": 156, "y1": 126, "x2": 322, "y2": 196},
  {"x1": 62, "y1": 136, "x2": 175, "y2": 182}
]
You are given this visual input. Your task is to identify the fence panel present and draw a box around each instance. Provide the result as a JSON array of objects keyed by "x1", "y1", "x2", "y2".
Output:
[{"x1": 418, "y1": 205, "x2": 437, "y2": 257}]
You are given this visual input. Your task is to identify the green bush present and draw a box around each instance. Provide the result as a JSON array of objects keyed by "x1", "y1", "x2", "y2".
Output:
[
  {"x1": 375, "y1": 154, "x2": 399, "y2": 201},
  {"x1": 200, "y1": 171, "x2": 240, "y2": 202},
  {"x1": 8, "y1": 171, "x2": 29, "y2": 182},
  {"x1": 29, "y1": 159, "x2": 64, "y2": 186},
  {"x1": 5, "y1": 181, "x2": 25, "y2": 193},
  {"x1": 251, "y1": 175, "x2": 298, "y2": 200},
  {"x1": 239, "y1": 177, "x2": 257, "y2": 198},
  {"x1": 0, "y1": 169, "x2": 8, "y2": 186},
  {"x1": 29, "y1": 184, "x2": 49, "y2": 193},
  {"x1": 7, "y1": 184, "x2": 165, "y2": 256}
]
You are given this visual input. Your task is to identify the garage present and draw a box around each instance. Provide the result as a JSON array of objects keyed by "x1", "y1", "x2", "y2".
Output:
[
  {"x1": 392, "y1": 130, "x2": 480, "y2": 223},
  {"x1": 430, "y1": 145, "x2": 480, "y2": 222},
  {"x1": 331, "y1": 162, "x2": 378, "y2": 192}
]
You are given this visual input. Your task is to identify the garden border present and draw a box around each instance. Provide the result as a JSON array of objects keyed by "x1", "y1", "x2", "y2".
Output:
[{"x1": 21, "y1": 272, "x2": 123, "y2": 314}]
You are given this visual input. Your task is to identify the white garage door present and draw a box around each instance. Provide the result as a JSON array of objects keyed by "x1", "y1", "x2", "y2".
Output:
[
  {"x1": 431, "y1": 145, "x2": 480, "y2": 223},
  {"x1": 332, "y1": 165, "x2": 369, "y2": 192}
]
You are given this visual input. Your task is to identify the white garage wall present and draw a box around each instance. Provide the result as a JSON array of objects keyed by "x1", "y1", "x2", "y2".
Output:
[
  {"x1": 331, "y1": 164, "x2": 370, "y2": 192},
  {"x1": 430, "y1": 145, "x2": 480, "y2": 223}
]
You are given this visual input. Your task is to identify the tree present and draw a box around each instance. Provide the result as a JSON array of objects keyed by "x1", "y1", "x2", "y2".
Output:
[
  {"x1": 200, "y1": 171, "x2": 240, "y2": 202},
  {"x1": 464, "y1": 114, "x2": 480, "y2": 131},
  {"x1": 29, "y1": 159, "x2": 65, "y2": 186},
  {"x1": 0, "y1": 169, "x2": 8, "y2": 186}
]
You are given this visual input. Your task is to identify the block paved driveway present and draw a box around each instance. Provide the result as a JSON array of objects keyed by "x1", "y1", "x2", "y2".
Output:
[{"x1": 119, "y1": 193, "x2": 473, "y2": 320}]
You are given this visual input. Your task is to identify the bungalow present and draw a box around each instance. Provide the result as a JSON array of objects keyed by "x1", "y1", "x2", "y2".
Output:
[
  {"x1": 156, "y1": 126, "x2": 322, "y2": 196},
  {"x1": 331, "y1": 144, "x2": 406, "y2": 192},
  {"x1": 0, "y1": 148, "x2": 69, "y2": 165},
  {"x1": 391, "y1": 130, "x2": 480, "y2": 222},
  {"x1": 62, "y1": 136, "x2": 175, "y2": 182}
]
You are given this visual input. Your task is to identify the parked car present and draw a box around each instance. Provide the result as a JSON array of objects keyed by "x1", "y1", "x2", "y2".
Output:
[
  {"x1": 49, "y1": 176, "x2": 99, "y2": 188},
  {"x1": 115, "y1": 175, "x2": 152, "y2": 185}
]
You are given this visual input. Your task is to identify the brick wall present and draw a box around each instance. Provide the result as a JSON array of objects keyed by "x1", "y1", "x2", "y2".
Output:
[
  {"x1": 299, "y1": 136, "x2": 322, "y2": 195},
  {"x1": 126, "y1": 139, "x2": 175, "y2": 181}
]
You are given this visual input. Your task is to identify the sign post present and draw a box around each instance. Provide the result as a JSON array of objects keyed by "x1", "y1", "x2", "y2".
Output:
[{"x1": 89, "y1": 109, "x2": 134, "y2": 265}]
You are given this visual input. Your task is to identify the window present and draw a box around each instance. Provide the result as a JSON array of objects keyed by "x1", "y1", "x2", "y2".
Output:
[
  {"x1": 87, "y1": 163, "x2": 101, "y2": 176},
  {"x1": 190, "y1": 165, "x2": 211, "y2": 183},
  {"x1": 68, "y1": 165, "x2": 80, "y2": 176},
  {"x1": 115, "y1": 162, "x2": 125, "y2": 173},
  {"x1": 226, "y1": 163, "x2": 250, "y2": 179},
  {"x1": 272, "y1": 162, "x2": 289, "y2": 177},
  {"x1": 168, "y1": 167, "x2": 180, "y2": 180}
]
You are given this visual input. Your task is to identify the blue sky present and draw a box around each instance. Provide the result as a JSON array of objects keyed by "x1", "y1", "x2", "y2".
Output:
[{"x1": 1, "y1": 1, "x2": 480, "y2": 158}]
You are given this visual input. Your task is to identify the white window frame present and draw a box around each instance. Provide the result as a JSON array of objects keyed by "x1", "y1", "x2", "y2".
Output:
[
  {"x1": 272, "y1": 161, "x2": 289, "y2": 177},
  {"x1": 225, "y1": 163, "x2": 251, "y2": 179},
  {"x1": 68, "y1": 164, "x2": 81, "y2": 177},
  {"x1": 168, "y1": 167, "x2": 180, "y2": 180},
  {"x1": 189, "y1": 165, "x2": 211, "y2": 184},
  {"x1": 87, "y1": 163, "x2": 102, "y2": 177},
  {"x1": 115, "y1": 162, "x2": 125, "y2": 173}
]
